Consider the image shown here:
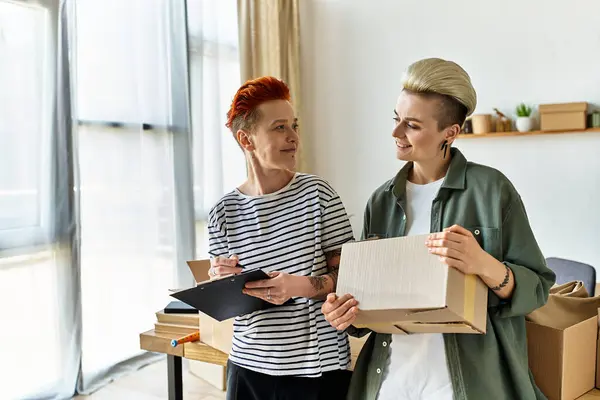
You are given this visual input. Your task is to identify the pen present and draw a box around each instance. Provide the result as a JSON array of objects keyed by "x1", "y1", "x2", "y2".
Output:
[{"x1": 170, "y1": 331, "x2": 200, "y2": 347}]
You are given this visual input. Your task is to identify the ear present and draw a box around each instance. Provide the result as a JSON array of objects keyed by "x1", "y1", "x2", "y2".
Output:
[
  {"x1": 236, "y1": 129, "x2": 254, "y2": 151},
  {"x1": 444, "y1": 123, "x2": 461, "y2": 145}
]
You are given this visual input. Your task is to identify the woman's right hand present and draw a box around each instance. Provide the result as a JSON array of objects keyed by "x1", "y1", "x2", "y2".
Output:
[
  {"x1": 322, "y1": 293, "x2": 359, "y2": 331},
  {"x1": 209, "y1": 255, "x2": 243, "y2": 280}
]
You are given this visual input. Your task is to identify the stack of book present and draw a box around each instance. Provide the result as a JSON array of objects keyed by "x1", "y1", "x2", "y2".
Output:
[{"x1": 154, "y1": 301, "x2": 199, "y2": 336}]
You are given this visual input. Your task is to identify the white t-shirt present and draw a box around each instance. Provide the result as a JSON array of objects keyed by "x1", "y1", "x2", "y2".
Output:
[
  {"x1": 377, "y1": 177, "x2": 454, "y2": 400},
  {"x1": 208, "y1": 173, "x2": 355, "y2": 377}
]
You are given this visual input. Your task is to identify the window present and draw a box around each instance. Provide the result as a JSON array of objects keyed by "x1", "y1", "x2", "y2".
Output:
[
  {"x1": 186, "y1": 0, "x2": 245, "y2": 257},
  {"x1": 187, "y1": 0, "x2": 245, "y2": 221},
  {"x1": 0, "y1": 0, "x2": 52, "y2": 251}
]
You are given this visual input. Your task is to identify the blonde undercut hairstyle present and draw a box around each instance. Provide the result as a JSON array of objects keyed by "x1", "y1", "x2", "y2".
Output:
[{"x1": 401, "y1": 58, "x2": 477, "y2": 130}]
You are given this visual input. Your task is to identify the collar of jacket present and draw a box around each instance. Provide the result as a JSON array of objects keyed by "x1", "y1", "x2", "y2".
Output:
[{"x1": 386, "y1": 147, "x2": 468, "y2": 199}]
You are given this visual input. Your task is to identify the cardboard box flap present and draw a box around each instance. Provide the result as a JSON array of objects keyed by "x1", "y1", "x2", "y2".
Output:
[
  {"x1": 446, "y1": 269, "x2": 488, "y2": 329},
  {"x1": 539, "y1": 102, "x2": 588, "y2": 113},
  {"x1": 187, "y1": 260, "x2": 211, "y2": 284},
  {"x1": 526, "y1": 321, "x2": 564, "y2": 398},
  {"x1": 354, "y1": 321, "x2": 482, "y2": 335},
  {"x1": 337, "y1": 235, "x2": 448, "y2": 310},
  {"x1": 352, "y1": 322, "x2": 409, "y2": 335},
  {"x1": 400, "y1": 322, "x2": 482, "y2": 334},
  {"x1": 354, "y1": 307, "x2": 455, "y2": 324}
]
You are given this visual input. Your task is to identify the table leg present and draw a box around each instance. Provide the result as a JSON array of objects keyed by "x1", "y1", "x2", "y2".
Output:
[{"x1": 167, "y1": 354, "x2": 183, "y2": 400}]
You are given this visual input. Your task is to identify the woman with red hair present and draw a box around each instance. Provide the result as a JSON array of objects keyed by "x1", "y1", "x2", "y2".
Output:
[{"x1": 208, "y1": 76, "x2": 354, "y2": 400}]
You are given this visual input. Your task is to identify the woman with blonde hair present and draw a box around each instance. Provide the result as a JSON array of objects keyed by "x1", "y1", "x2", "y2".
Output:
[
  {"x1": 322, "y1": 58, "x2": 555, "y2": 399},
  {"x1": 208, "y1": 76, "x2": 354, "y2": 399}
]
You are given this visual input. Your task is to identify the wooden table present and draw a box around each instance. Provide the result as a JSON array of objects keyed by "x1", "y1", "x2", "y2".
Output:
[
  {"x1": 140, "y1": 329, "x2": 227, "y2": 400},
  {"x1": 141, "y1": 328, "x2": 600, "y2": 400}
]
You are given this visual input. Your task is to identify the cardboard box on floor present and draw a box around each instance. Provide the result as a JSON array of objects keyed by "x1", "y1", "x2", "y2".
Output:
[
  {"x1": 526, "y1": 311, "x2": 598, "y2": 400},
  {"x1": 596, "y1": 283, "x2": 600, "y2": 390},
  {"x1": 336, "y1": 235, "x2": 488, "y2": 334},
  {"x1": 596, "y1": 308, "x2": 600, "y2": 390},
  {"x1": 184, "y1": 260, "x2": 230, "y2": 390},
  {"x1": 185, "y1": 260, "x2": 368, "y2": 371}
]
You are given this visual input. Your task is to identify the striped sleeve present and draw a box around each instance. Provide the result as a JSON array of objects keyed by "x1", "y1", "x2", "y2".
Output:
[
  {"x1": 207, "y1": 205, "x2": 228, "y2": 258},
  {"x1": 321, "y1": 189, "x2": 354, "y2": 253}
]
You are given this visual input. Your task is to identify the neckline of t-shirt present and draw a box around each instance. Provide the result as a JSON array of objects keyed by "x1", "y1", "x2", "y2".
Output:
[
  {"x1": 406, "y1": 176, "x2": 445, "y2": 190},
  {"x1": 234, "y1": 173, "x2": 299, "y2": 199}
]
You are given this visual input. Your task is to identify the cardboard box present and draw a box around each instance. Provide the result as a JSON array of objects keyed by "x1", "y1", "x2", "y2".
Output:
[
  {"x1": 185, "y1": 260, "x2": 234, "y2": 354},
  {"x1": 336, "y1": 235, "x2": 488, "y2": 334},
  {"x1": 189, "y1": 360, "x2": 227, "y2": 391},
  {"x1": 185, "y1": 260, "x2": 229, "y2": 390},
  {"x1": 597, "y1": 308, "x2": 600, "y2": 389},
  {"x1": 526, "y1": 316, "x2": 598, "y2": 400},
  {"x1": 539, "y1": 102, "x2": 588, "y2": 131}
]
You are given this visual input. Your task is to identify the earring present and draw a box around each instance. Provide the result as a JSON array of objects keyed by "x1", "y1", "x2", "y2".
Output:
[{"x1": 440, "y1": 140, "x2": 449, "y2": 158}]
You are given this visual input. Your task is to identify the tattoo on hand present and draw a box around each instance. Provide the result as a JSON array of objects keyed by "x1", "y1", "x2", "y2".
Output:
[
  {"x1": 328, "y1": 264, "x2": 339, "y2": 281},
  {"x1": 309, "y1": 276, "x2": 327, "y2": 292}
]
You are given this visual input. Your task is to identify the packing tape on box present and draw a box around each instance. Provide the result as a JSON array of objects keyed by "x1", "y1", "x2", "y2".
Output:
[{"x1": 464, "y1": 274, "x2": 476, "y2": 323}]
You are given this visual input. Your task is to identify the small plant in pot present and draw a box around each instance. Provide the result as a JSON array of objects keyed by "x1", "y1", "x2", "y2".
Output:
[{"x1": 515, "y1": 103, "x2": 533, "y2": 132}]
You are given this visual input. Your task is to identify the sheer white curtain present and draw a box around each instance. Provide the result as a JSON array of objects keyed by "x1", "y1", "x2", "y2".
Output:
[
  {"x1": 0, "y1": 0, "x2": 78, "y2": 399},
  {"x1": 0, "y1": 0, "x2": 237, "y2": 397},
  {"x1": 73, "y1": 0, "x2": 183, "y2": 392},
  {"x1": 0, "y1": 1, "x2": 79, "y2": 399},
  {"x1": 187, "y1": 0, "x2": 245, "y2": 257}
]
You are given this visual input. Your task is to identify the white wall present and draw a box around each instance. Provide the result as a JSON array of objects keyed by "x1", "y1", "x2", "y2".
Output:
[{"x1": 299, "y1": 0, "x2": 600, "y2": 277}]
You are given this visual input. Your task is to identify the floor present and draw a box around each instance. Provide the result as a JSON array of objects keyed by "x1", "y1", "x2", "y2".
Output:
[
  {"x1": 69, "y1": 358, "x2": 600, "y2": 400},
  {"x1": 72, "y1": 359, "x2": 226, "y2": 400}
]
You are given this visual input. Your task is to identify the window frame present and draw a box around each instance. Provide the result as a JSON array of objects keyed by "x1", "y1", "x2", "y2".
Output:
[
  {"x1": 188, "y1": 28, "x2": 241, "y2": 222},
  {"x1": 0, "y1": 0, "x2": 56, "y2": 252}
]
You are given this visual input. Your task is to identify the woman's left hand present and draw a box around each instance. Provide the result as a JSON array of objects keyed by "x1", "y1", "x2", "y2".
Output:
[
  {"x1": 243, "y1": 271, "x2": 299, "y2": 305},
  {"x1": 426, "y1": 224, "x2": 490, "y2": 276}
]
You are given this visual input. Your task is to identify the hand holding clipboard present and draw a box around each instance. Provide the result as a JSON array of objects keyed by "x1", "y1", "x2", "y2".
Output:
[{"x1": 170, "y1": 268, "x2": 294, "y2": 321}]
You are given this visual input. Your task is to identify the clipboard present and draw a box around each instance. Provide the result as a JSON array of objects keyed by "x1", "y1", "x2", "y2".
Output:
[{"x1": 170, "y1": 268, "x2": 292, "y2": 321}]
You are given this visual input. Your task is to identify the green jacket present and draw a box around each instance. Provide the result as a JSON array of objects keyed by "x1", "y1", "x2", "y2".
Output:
[{"x1": 347, "y1": 148, "x2": 556, "y2": 400}]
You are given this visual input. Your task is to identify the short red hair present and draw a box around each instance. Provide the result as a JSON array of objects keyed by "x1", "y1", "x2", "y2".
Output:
[{"x1": 225, "y1": 76, "x2": 291, "y2": 132}]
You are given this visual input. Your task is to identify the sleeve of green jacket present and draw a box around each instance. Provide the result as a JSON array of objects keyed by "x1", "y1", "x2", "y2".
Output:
[
  {"x1": 345, "y1": 203, "x2": 373, "y2": 338},
  {"x1": 489, "y1": 193, "x2": 556, "y2": 318}
]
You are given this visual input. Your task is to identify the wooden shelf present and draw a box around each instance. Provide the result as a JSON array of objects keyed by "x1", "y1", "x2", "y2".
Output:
[{"x1": 458, "y1": 127, "x2": 600, "y2": 139}]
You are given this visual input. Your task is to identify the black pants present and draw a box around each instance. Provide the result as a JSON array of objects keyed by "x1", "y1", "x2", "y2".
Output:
[{"x1": 226, "y1": 361, "x2": 352, "y2": 400}]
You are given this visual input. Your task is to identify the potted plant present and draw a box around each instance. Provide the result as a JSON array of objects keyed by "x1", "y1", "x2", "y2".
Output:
[{"x1": 515, "y1": 103, "x2": 533, "y2": 132}]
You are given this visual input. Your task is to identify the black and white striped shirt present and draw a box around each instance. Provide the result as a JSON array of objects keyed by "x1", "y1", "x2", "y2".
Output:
[{"x1": 208, "y1": 173, "x2": 355, "y2": 377}]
